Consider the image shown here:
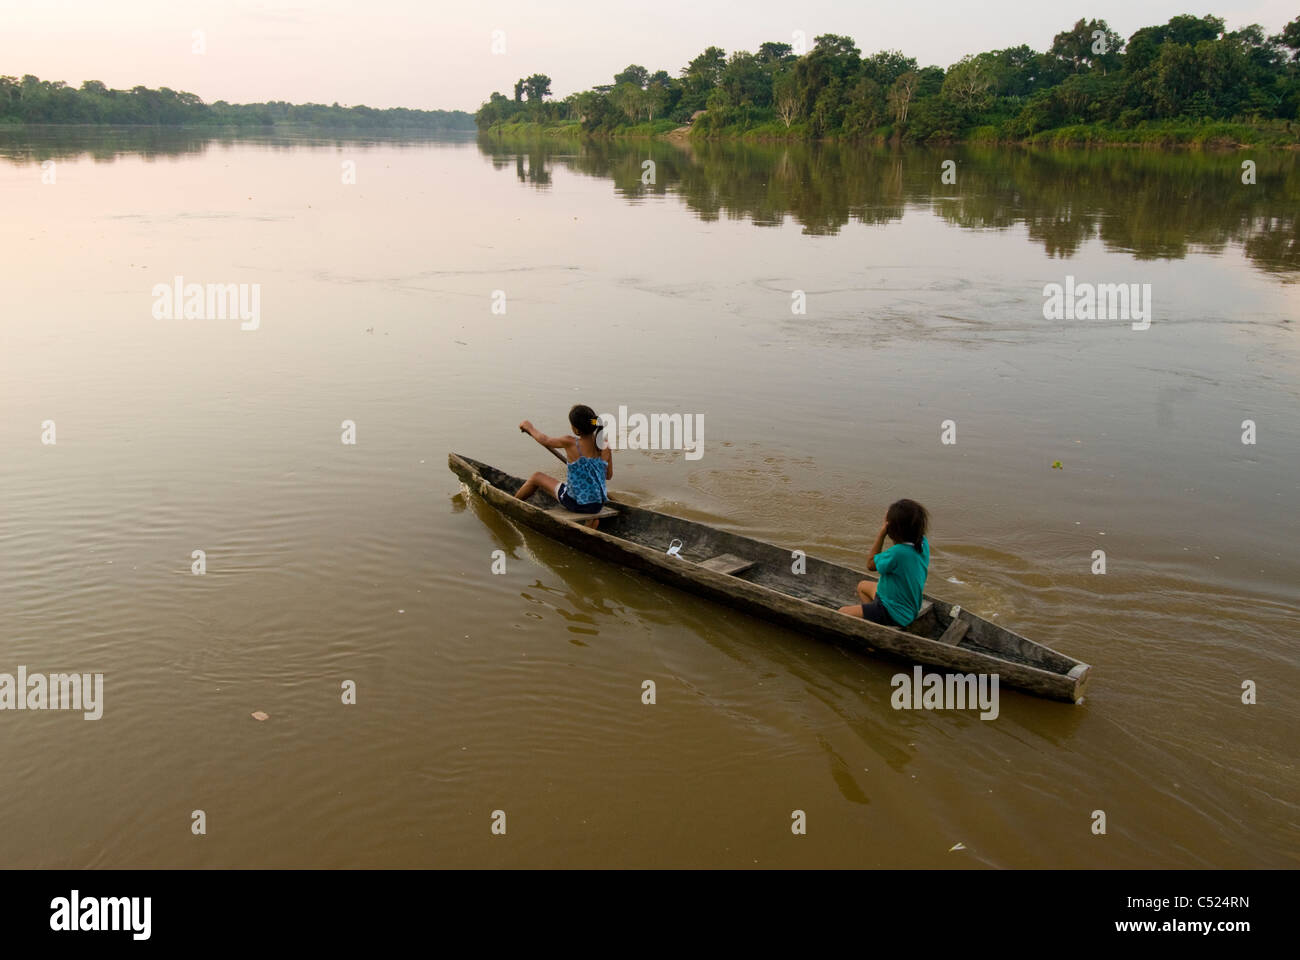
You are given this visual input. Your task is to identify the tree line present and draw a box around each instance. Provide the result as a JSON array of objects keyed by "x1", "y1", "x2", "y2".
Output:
[
  {"x1": 0, "y1": 76, "x2": 476, "y2": 130},
  {"x1": 475, "y1": 14, "x2": 1300, "y2": 140}
]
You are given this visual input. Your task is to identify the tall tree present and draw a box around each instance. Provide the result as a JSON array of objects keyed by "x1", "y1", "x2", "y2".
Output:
[
  {"x1": 773, "y1": 70, "x2": 800, "y2": 127},
  {"x1": 1163, "y1": 14, "x2": 1224, "y2": 46},
  {"x1": 842, "y1": 76, "x2": 884, "y2": 136},
  {"x1": 862, "y1": 50, "x2": 918, "y2": 87},
  {"x1": 610, "y1": 82, "x2": 642, "y2": 120},
  {"x1": 1050, "y1": 19, "x2": 1123, "y2": 73},
  {"x1": 614, "y1": 64, "x2": 649, "y2": 88},
  {"x1": 943, "y1": 54, "x2": 995, "y2": 109},
  {"x1": 681, "y1": 46, "x2": 726, "y2": 93},
  {"x1": 523, "y1": 74, "x2": 552, "y2": 102},
  {"x1": 720, "y1": 51, "x2": 768, "y2": 106},
  {"x1": 757, "y1": 41, "x2": 794, "y2": 64},
  {"x1": 644, "y1": 81, "x2": 670, "y2": 120},
  {"x1": 886, "y1": 70, "x2": 920, "y2": 124}
]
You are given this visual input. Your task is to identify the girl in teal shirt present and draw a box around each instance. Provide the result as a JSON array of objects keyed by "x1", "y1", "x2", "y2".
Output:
[
  {"x1": 838, "y1": 499, "x2": 930, "y2": 628},
  {"x1": 514, "y1": 404, "x2": 613, "y2": 523}
]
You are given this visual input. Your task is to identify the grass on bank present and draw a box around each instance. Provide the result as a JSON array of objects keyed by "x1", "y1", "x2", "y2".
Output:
[{"x1": 483, "y1": 113, "x2": 1300, "y2": 149}]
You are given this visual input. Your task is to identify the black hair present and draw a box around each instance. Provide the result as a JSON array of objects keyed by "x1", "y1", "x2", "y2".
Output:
[
  {"x1": 886, "y1": 499, "x2": 929, "y2": 552},
  {"x1": 569, "y1": 404, "x2": 605, "y2": 449}
]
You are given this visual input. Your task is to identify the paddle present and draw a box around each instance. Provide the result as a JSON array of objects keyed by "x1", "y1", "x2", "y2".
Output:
[{"x1": 521, "y1": 425, "x2": 568, "y2": 465}]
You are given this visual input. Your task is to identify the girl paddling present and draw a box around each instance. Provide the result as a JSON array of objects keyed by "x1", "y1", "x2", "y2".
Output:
[
  {"x1": 515, "y1": 404, "x2": 613, "y2": 524},
  {"x1": 838, "y1": 499, "x2": 930, "y2": 628}
]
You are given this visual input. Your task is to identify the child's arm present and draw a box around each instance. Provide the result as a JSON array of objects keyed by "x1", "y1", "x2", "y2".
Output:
[
  {"x1": 865, "y1": 520, "x2": 888, "y2": 572},
  {"x1": 601, "y1": 443, "x2": 614, "y2": 480},
  {"x1": 519, "y1": 420, "x2": 573, "y2": 452}
]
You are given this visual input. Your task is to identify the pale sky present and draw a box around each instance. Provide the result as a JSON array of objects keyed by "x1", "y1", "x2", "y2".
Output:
[{"x1": 0, "y1": 0, "x2": 1295, "y2": 112}]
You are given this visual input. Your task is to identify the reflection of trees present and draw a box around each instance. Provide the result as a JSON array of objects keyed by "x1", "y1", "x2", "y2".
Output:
[
  {"x1": 476, "y1": 133, "x2": 1299, "y2": 275},
  {"x1": 0, "y1": 126, "x2": 472, "y2": 165},
  {"x1": 0, "y1": 126, "x2": 214, "y2": 163},
  {"x1": 1243, "y1": 216, "x2": 1299, "y2": 274},
  {"x1": 512, "y1": 150, "x2": 552, "y2": 187}
]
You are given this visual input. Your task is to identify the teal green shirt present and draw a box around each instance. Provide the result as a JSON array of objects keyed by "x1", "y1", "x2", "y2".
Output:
[{"x1": 873, "y1": 537, "x2": 930, "y2": 626}]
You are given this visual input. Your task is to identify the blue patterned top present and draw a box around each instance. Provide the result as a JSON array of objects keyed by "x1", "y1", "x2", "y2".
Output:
[{"x1": 565, "y1": 456, "x2": 607, "y2": 505}]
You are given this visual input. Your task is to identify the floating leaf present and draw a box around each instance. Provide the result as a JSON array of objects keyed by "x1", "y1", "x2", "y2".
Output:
[
  {"x1": 251, "y1": 711, "x2": 269, "y2": 721},
  {"x1": 1051, "y1": 461, "x2": 1063, "y2": 469}
]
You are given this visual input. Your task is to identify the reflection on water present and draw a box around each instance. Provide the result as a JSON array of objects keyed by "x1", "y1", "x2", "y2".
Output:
[
  {"x1": 6, "y1": 126, "x2": 1295, "y2": 274},
  {"x1": 476, "y1": 134, "x2": 1299, "y2": 273},
  {"x1": 0, "y1": 124, "x2": 476, "y2": 164}
]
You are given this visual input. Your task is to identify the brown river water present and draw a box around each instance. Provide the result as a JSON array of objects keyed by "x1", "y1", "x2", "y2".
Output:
[{"x1": 0, "y1": 128, "x2": 1296, "y2": 867}]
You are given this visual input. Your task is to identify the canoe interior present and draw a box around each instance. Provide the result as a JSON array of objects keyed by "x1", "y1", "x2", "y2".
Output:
[{"x1": 453, "y1": 455, "x2": 1085, "y2": 681}]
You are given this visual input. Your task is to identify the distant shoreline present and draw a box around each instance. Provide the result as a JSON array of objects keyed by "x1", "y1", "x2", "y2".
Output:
[
  {"x1": 0, "y1": 75, "x2": 475, "y2": 132},
  {"x1": 0, "y1": 121, "x2": 478, "y2": 133}
]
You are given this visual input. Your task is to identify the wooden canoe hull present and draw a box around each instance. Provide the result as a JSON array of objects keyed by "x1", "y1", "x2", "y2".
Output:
[{"x1": 449, "y1": 453, "x2": 1091, "y2": 703}]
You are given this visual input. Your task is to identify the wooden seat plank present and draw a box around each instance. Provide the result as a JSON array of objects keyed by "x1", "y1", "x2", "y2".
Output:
[
  {"x1": 938, "y1": 617, "x2": 969, "y2": 646},
  {"x1": 546, "y1": 505, "x2": 620, "y2": 523},
  {"x1": 698, "y1": 553, "x2": 755, "y2": 576}
]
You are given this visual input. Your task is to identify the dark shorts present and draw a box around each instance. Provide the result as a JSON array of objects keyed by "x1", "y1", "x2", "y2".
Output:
[
  {"x1": 861, "y1": 598, "x2": 901, "y2": 627},
  {"x1": 556, "y1": 483, "x2": 603, "y2": 514}
]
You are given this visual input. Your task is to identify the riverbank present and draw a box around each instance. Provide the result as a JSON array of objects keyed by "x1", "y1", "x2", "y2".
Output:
[
  {"x1": 479, "y1": 116, "x2": 1300, "y2": 149},
  {"x1": 0, "y1": 117, "x2": 476, "y2": 134},
  {"x1": 481, "y1": 118, "x2": 678, "y2": 139},
  {"x1": 0, "y1": 75, "x2": 475, "y2": 131}
]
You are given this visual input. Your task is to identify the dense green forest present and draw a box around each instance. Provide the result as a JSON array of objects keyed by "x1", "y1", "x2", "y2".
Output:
[
  {"x1": 0, "y1": 75, "x2": 475, "y2": 130},
  {"x1": 475, "y1": 14, "x2": 1300, "y2": 144}
]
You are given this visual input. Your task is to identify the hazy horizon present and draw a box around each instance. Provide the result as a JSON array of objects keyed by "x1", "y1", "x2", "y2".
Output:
[{"x1": 1, "y1": 0, "x2": 1296, "y2": 113}]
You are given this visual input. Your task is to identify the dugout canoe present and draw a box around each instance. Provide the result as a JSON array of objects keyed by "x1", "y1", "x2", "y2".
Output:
[{"x1": 449, "y1": 453, "x2": 1092, "y2": 703}]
